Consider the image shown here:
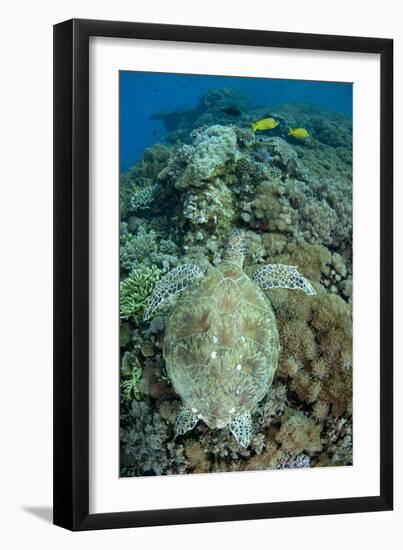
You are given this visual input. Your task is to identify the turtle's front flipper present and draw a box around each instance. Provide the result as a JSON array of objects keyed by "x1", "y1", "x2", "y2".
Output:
[
  {"x1": 144, "y1": 264, "x2": 204, "y2": 320},
  {"x1": 174, "y1": 406, "x2": 199, "y2": 438},
  {"x1": 252, "y1": 264, "x2": 316, "y2": 295},
  {"x1": 230, "y1": 413, "x2": 252, "y2": 448}
]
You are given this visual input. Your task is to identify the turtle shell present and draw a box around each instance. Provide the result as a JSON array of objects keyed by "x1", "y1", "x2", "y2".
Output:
[{"x1": 163, "y1": 262, "x2": 279, "y2": 429}]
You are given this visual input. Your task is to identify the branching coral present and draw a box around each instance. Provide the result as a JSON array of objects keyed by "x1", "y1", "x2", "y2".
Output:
[
  {"x1": 311, "y1": 295, "x2": 352, "y2": 390},
  {"x1": 120, "y1": 224, "x2": 178, "y2": 276},
  {"x1": 265, "y1": 240, "x2": 352, "y2": 420},
  {"x1": 240, "y1": 440, "x2": 282, "y2": 471},
  {"x1": 242, "y1": 176, "x2": 351, "y2": 249},
  {"x1": 318, "y1": 416, "x2": 352, "y2": 466},
  {"x1": 267, "y1": 241, "x2": 332, "y2": 284},
  {"x1": 257, "y1": 382, "x2": 288, "y2": 429},
  {"x1": 120, "y1": 145, "x2": 171, "y2": 219},
  {"x1": 321, "y1": 251, "x2": 351, "y2": 298},
  {"x1": 120, "y1": 224, "x2": 158, "y2": 275},
  {"x1": 276, "y1": 409, "x2": 322, "y2": 455},
  {"x1": 184, "y1": 440, "x2": 211, "y2": 474},
  {"x1": 120, "y1": 351, "x2": 142, "y2": 402},
  {"x1": 130, "y1": 183, "x2": 160, "y2": 211},
  {"x1": 157, "y1": 144, "x2": 195, "y2": 183},
  {"x1": 120, "y1": 265, "x2": 160, "y2": 323},
  {"x1": 120, "y1": 399, "x2": 188, "y2": 476},
  {"x1": 278, "y1": 453, "x2": 311, "y2": 469},
  {"x1": 299, "y1": 198, "x2": 339, "y2": 245},
  {"x1": 279, "y1": 319, "x2": 317, "y2": 362}
]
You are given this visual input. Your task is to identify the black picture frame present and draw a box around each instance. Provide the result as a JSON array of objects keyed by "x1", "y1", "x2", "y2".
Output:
[{"x1": 53, "y1": 18, "x2": 393, "y2": 531}]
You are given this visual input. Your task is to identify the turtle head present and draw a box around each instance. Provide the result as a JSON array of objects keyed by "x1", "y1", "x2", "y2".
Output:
[
  {"x1": 202, "y1": 413, "x2": 231, "y2": 430},
  {"x1": 223, "y1": 229, "x2": 245, "y2": 267}
]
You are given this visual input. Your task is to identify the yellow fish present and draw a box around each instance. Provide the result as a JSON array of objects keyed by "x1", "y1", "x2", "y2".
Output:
[
  {"x1": 288, "y1": 127, "x2": 309, "y2": 139},
  {"x1": 251, "y1": 117, "x2": 279, "y2": 133}
]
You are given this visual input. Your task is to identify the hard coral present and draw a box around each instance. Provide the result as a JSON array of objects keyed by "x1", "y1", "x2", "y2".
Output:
[
  {"x1": 176, "y1": 125, "x2": 239, "y2": 189},
  {"x1": 120, "y1": 224, "x2": 179, "y2": 276},
  {"x1": 184, "y1": 440, "x2": 211, "y2": 473},
  {"x1": 119, "y1": 97, "x2": 353, "y2": 475},
  {"x1": 276, "y1": 409, "x2": 322, "y2": 455},
  {"x1": 130, "y1": 183, "x2": 160, "y2": 211},
  {"x1": 121, "y1": 400, "x2": 188, "y2": 476},
  {"x1": 120, "y1": 144, "x2": 171, "y2": 219},
  {"x1": 242, "y1": 179, "x2": 298, "y2": 233},
  {"x1": 120, "y1": 351, "x2": 142, "y2": 402},
  {"x1": 120, "y1": 265, "x2": 160, "y2": 323}
]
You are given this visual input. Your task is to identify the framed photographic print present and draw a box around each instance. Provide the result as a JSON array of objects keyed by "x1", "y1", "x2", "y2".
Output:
[{"x1": 53, "y1": 19, "x2": 393, "y2": 530}]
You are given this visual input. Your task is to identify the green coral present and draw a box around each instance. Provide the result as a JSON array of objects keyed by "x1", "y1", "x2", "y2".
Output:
[
  {"x1": 120, "y1": 265, "x2": 160, "y2": 322},
  {"x1": 121, "y1": 351, "x2": 142, "y2": 402}
]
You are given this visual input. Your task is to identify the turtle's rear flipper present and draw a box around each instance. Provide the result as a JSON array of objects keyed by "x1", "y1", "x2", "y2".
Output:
[
  {"x1": 174, "y1": 406, "x2": 199, "y2": 438},
  {"x1": 230, "y1": 413, "x2": 252, "y2": 448},
  {"x1": 144, "y1": 264, "x2": 204, "y2": 320},
  {"x1": 252, "y1": 264, "x2": 316, "y2": 295}
]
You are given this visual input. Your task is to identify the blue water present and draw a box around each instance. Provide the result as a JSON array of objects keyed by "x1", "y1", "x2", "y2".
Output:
[{"x1": 120, "y1": 71, "x2": 352, "y2": 173}]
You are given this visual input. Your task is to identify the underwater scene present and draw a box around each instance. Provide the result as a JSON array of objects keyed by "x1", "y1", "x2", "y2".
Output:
[{"x1": 119, "y1": 72, "x2": 353, "y2": 477}]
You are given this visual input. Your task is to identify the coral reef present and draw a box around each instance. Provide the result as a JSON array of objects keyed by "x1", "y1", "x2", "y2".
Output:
[
  {"x1": 119, "y1": 91, "x2": 353, "y2": 476},
  {"x1": 120, "y1": 351, "x2": 142, "y2": 402},
  {"x1": 120, "y1": 224, "x2": 179, "y2": 277},
  {"x1": 130, "y1": 183, "x2": 160, "y2": 211},
  {"x1": 275, "y1": 409, "x2": 322, "y2": 455},
  {"x1": 120, "y1": 400, "x2": 188, "y2": 476},
  {"x1": 120, "y1": 144, "x2": 171, "y2": 219},
  {"x1": 120, "y1": 265, "x2": 160, "y2": 323},
  {"x1": 176, "y1": 125, "x2": 240, "y2": 190},
  {"x1": 241, "y1": 176, "x2": 351, "y2": 248}
]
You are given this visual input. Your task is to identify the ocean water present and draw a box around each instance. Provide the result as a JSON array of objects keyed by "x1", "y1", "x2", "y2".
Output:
[{"x1": 120, "y1": 71, "x2": 352, "y2": 172}]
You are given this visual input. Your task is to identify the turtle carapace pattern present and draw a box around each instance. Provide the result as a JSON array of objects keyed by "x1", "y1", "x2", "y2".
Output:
[{"x1": 144, "y1": 229, "x2": 316, "y2": 447}]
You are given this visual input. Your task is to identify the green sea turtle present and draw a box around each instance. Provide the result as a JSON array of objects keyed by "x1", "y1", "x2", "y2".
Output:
[{"x1": 144, "y1": 230, "x2": 316, "y2": 447}]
